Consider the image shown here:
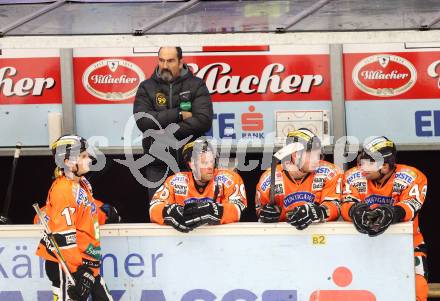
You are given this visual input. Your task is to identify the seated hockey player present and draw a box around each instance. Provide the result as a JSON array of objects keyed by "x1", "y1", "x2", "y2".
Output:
[
  {"x1": 149, "y1": 138, "x2": 247, "y2": 232},
  {"x1": 256, "y1": 128, "x2": 342, "y2": 229},
  {"x1": 35, "y1": 135, "x2": 115, "y2": 301},
  {"x1": 341, "y1": 136, "x2": 428, "y2": 301}
]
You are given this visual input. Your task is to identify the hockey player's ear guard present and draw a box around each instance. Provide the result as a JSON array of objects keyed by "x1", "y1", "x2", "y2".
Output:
[
  {"x1": 285, "y1": 128, "x2": 321, "y2": 168},
  {"x1": 359, "y1": 136, "x2": 396, "y2": 169},
  {"x1": 51, "y1": 135, "x2": 88, "y2": 170}
]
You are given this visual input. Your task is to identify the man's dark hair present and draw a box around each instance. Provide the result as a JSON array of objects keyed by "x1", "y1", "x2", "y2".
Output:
[{"x1": 158, "y1": 47, "x2": 183, "y2": 60}]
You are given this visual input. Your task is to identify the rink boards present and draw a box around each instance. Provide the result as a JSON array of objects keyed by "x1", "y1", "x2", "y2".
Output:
[{"x1": 0, "y1": 222, "x2": 414, "y2": 301}]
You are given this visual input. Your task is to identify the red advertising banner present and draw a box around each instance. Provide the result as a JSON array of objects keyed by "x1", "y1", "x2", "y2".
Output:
[
  {"x1": 0, "y1": 57, "x2": 62, "y2": 105},
  {"x1": 344, "y1": 51, "x2": 440, "y2": 100},
  {"x1": 74, "y1": 54, "x2": 331, "y2": 104}
]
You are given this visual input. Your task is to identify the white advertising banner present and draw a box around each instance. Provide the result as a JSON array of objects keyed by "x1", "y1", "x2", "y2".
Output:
[{"x1": 0, "y1": 222, "x2": 414, "y2": 301}]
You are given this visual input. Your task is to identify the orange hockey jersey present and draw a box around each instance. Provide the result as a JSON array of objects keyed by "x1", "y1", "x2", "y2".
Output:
[
  {"x1": 256, "y1": 160, "x2": 342, "y2": 221},
  {"x1": 36, "y1": 176, "x2": 103, "y2": 275},
  {"x1": 150, "y1": 169, "x2": 247, "y2": 225},
  {"x1": 341, "y1": 164, "x2": 427, "y2": 249}
]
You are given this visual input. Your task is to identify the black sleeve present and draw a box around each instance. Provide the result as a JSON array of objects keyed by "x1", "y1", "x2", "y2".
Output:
[
  {"x1": 174, "y1": 81, "x2": 213, "y2": 140},
  {"x1": 133, "y1": 82, "x2": 181, "y2": 133}
]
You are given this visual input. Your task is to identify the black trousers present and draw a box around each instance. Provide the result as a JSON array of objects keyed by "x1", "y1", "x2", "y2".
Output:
[{"x1": 45, "y1": 260, "x2": 113, "y2": 301}]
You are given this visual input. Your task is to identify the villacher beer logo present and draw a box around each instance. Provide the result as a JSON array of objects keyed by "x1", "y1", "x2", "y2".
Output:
[
  {"x1": 352, "y1": 54, "x2": 417, "y2": 97},
  {"x1": 82, "y1": 59, "x2": 145, "y2": 101}
]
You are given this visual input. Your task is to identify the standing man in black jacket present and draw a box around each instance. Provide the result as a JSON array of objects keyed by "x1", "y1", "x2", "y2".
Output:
[{"x1": 133, "y1": 47, "x2": 213, "y2": 212}]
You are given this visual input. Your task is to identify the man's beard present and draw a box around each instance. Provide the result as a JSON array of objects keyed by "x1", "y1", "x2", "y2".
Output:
[{"x1": 160, "y1": 69, "x2": 173, "y2": 82}]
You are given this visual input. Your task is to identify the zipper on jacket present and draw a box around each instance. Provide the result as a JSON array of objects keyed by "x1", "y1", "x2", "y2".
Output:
[
  {"x1": 169, "y1": 82, "x2": 183, "y2": 169},
  {"x1": 169, "y1": 83, "x2": 173, "y2": 109}
]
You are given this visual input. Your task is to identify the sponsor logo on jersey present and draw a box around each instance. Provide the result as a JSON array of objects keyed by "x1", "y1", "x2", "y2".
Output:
[
  {"x1": 353, "y1": 181, "x2": 367, "y2": 194},
  {"x1": 365, "y1": 194, "x2": 393, "y2": 206},
  {"x1": 393, "y1": 171, "x2": 414, "y2": 194},
  {"x1": 260, "y1": 171, "x2": 283, "y2": 192},
  {"x1": 274, "y1": 183, "x2": 284, "y2": 195},
  {"x1": 260, "y1": 175, "x2": 271, "y2": 191},
  {"x1": 82, "y1": 58, "x2": 145, "y2": 101},
  {"x1": 174, "y1": 184, "x2": 188, "y2": 196},
  {"x1": 215, "y1": 174, "x2": 233, "y2": 187},
  {"x1": 352, "y1": 54, "x2": 417, "y2": 97},
  {"x1": 312, "y1": 176, "x2": 325, "y2": 191},
  {"x1": 393, "y1": 181, "x2": 406, "y2": 194},
  {"x1": 315, "y1": 166, "x2": 335, "y2": 178},
  {"x1": 283, "y1": 192, "x2": 315, "y2": 207},
  {"x1": 170, "y1": 174, "x2": 189, "y2": 185},
  {"x1": 65, "y1": 234, "x2": 77, "y2": 245},
  {"x1": 395, "y1": 169, "x2": 416, "y2": 182},
  {"x1": 75, "y1": 187, "x2": 97, "y2": 215},
  {"x1": 85, "y1": 244, "x2": 102, "y2": 260},
  {"x1": 184, "y1": 197, "x2": 214, "y2": 204},
  {"x1": 346, "y1": 171, "x2": 364, "y2": 184}
]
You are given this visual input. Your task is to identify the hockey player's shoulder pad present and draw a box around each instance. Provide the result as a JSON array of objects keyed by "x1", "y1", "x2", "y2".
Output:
[
  {"x1": 169, "y1": 172, "x2": 190, "y2": 187},
  {"x1": 315, "y1": 161, "x2": 342, "y2": 180},
  {"x1": 345, "y1": 167, "x2": 365, "y2": 186},
  {"x1": 258, "y1": 165, "x2": 282, "y2": 192},
  {"x1": 215, "y1": 170, "x2": 237, "y2": 188},
  {"x1": 394, "y1": 164, "x2": 422, "y2": 186}
]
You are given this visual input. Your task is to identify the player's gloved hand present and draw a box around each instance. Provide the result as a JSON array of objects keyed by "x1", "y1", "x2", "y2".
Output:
[
  {"x1": 286, "y1": 203, "x2": 327, "y2": 230},
  {"x1": 163, "y1": 204, "x2": 192, "y2": 233},
  {"x1": 0, "y1": 215, "x2": 11, "y2": 225},
  {"x1": 67, "y1": 265, "x2": 95, "y2": 301},
  {"x1": 184, "y1": 201, "x2": 224, "y2": 226},
  {"x1": 259, "y1": 204, "x2": 281, "y2": 223},
  {"x1": 366, "y1": 204, "x2": 406, "y2": 237},
  {"x1": 348, "y1": 202, "x2": 371, "y2": 234},
  {"x1": 100, "y1": 203, "x2": 121, "y2": 224}
]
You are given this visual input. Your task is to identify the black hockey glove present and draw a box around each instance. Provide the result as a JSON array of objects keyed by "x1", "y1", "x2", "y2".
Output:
[
  {"x1": 259, "y1": 204, "x2": 281, "y2": 223},
  {"x1": 67, "y1": 265, "x2": 95, "y2": 301},
  {"x1": 184, "y1": 201, "x2": 224, "y2": 226},
  {"x1": 163, "y1": 204, "x2": 192, "y2": 233},
  {"x1": 349, "y1": 202, "x2": 371, "y2": 234},
  {"x1": 286, "y1": 203, "x2": 327, "y2": 230},
  {"x1": 366, "y1": 205, "x2": 406, "y2": 237},
  {"x1": 100, "y1": 203, "x2": 121, "y2": 224}
]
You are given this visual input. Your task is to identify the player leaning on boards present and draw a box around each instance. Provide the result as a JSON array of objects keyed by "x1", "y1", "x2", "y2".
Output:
[
  {"x1": 35, "y1": 135, "x2": 116, "y2": 301},
  {"x1": 341, "y1": 136, "x2": 428, "y2": 301},
  {"x1": 149, "y1": 138, "x2": 247, "y2": 232},
  {"x1": 256, "y1": 128, "x2": 342, "y2": 229}
]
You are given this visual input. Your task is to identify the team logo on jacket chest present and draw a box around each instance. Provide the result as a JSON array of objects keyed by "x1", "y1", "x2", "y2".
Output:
[
  {"x1": 156, "y1": 92, "x2": 167, "y2": 106},
  {"x1": 82, "y1": 59, "x2": 145, "y2": 101}
]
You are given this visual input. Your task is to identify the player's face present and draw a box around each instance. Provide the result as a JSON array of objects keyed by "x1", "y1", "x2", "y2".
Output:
[
  {"x1": 192, "y1": 152, "x2": 215, "y2": 182},
  {"x1": 158, "y1": 47, "x2": 183, "y2": 82},
  {"x1": 68, "y1": 151, "x2": 91, "y2": 176},
  {"x1": 298, "y1": 149, "x2": 321, "y2": 172},
  {"x1": 358, "y1": 159, "x2": 382, "y2": 180}
]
